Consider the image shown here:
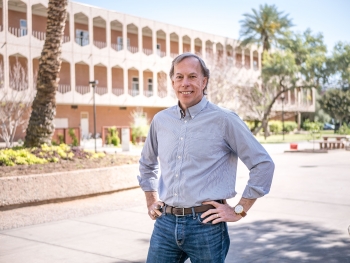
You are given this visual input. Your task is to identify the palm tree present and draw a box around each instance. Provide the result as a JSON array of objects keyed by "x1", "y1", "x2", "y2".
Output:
[
  {"x1": 25, "y1": 0, "x2": 68, "y2": 147},
  {"x1": 239, "y1": 4, "x2": 293, "y2": 52}
]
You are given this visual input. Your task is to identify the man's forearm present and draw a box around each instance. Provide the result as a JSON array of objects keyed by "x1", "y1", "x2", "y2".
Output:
[
  {"x1": 237, "y1": 197, "x2": 256, "y2": 213},
  {"x1": 145, "y1": 191, "x2": 158, "y2": 207}
]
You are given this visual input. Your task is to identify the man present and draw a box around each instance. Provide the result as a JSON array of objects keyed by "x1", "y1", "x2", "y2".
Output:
[{"x1": 138, "y1": 53, "x2": 274, "y2": 263}]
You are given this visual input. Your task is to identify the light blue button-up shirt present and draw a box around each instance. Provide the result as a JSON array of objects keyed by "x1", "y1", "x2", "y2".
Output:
[{"x1": 138, "y1": 97, "x2": 274, "y2": 207}]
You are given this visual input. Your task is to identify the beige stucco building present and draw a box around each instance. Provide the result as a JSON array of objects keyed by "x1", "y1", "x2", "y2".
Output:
[{"x1": 0, "y1": 0, "x2": 315, "y2": 141}]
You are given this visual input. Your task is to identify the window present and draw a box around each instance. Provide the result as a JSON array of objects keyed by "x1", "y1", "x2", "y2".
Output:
[
  {"x1": 148, "y1": 78, "x2": 153, "y2": 91},
  {"x1": 132, "y1": 77, "x2": 139, "y2": 91},
  {"x1": 157, "y1": 43, "x2": 161, "y2": 55},
  {"x1": 75, "y1": 29, "x2": 89, "y2": 46},
  {"x1": 20, "y1": 19, "x2": 27, "y2": 36},
  {"x1": 117, "y1": 36, "x2": 123, "y2": 50}
]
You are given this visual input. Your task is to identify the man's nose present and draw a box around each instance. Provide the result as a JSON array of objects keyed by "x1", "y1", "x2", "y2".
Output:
[{"x1": 181, "y1": 77, "x2": 190, "y2": 87}]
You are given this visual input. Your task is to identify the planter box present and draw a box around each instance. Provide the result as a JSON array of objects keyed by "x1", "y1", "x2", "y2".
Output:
[{"x1": 0, "y1": 164, "x2": 139, "y2": 208}]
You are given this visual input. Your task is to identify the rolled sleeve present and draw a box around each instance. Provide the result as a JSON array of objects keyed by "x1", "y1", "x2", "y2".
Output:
[
  {"x1": 138, "y1": 119, "x2": 160, "y2": 192},
  {"x1": 225, "y1": 113, "x2": 275, "y2": 199}
]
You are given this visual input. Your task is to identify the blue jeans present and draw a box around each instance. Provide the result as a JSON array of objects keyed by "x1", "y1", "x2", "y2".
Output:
[{"x1": 146, "y1": 212, "x2": 230, "y2": 263}]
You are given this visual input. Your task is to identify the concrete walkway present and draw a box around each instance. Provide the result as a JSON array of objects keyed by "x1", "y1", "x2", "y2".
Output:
[{"x1": 1, "y1": 143, "x2": 350, "y2": 262}]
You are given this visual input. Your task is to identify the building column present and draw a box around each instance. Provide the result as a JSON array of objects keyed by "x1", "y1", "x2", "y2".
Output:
[
  {"x1": 3, "y1": 0, "x2": 9, "y2": 90},
  {"x1": 139, "y1": 68, "x2": 143, "y2": 96},
  {"x1": 152, "y1": 29, "x2": 157, "y2": 55},
  {"x1": 179, "y1": 34, "x2": 183, "y2": 54},
  {"x1": 153, "y1": 71, "x2": 158, "y2": 97},
  {"x1": 138, "y1": 25, "x2": 142, "y2": 54},
  {"x1": 190, "y1": 37, "x2": 194, "y2": 53},
  {"x1": 107, "y1": 65, "x2": 111, "y2": 93},
  {"x1": 166, "y1": 32, "x2": 170, "y2": 57},
  {"x1": 123, "y1": 22, "x2": 127, "y2": 52},
  {"x1": 106, "y1": 14, "x2": 111, "y2": 48},
  {"x1": 213, "y1": 42, "x2": 217, "y2": 56},
  {"x1": 88, "y1": 12, "x2": 93, "y2": 47},
  {"x1": 71, "y1": 61, "x2": 76, "y2": 94},
  {"x1": 69, "y1": 10, "x2": 74, "y2": 46},
  {"x1": 123, "y1": 66, "x2": 128, "y2": 94}
]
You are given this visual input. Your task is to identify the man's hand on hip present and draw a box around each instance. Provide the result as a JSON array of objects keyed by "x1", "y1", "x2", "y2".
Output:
[
  {"x1": 145, "y1": 191, "x2": 164, "y2": 220},
  {"x1": 201, "y1": 198, "x2": 256, "y2": 224}
]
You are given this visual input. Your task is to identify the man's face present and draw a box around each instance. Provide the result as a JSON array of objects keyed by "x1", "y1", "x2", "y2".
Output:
[{"x1": 172, "y1": 57, "x2": 208, "y2": 111}]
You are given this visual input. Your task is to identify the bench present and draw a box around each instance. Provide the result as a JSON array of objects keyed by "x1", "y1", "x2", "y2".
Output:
[{"x1": 319, "y1": 136, "x2": 349, "y2": 149}]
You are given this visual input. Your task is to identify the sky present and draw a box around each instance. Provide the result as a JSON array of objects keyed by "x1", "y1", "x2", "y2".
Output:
[{"x1": 75, "y1": 0, "x2": 350, "y2": 52}]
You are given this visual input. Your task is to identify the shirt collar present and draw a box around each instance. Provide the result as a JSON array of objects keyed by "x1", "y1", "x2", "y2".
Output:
[{"x1": 175, "y1": 96, "x2": 208, "y2": 119}]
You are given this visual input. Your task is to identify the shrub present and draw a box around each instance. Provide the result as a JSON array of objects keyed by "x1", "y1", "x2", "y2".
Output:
[
  {"x1": 68, "y1": 128, "x2": 79, "y2": 146},
  {"x1": 338, "y1": 123, "x2": 350, "y2": 135},
  {"x1": 302, "y1": 119, "x2": 323, "y2": 132},
  {"x1": 268, "y1": 121, "x2": 283, "y2": 134},
  {"x1": 283, "y1": 121, "x2": 298, "y2": 132},
  {"x1": 106, "y1": 127, "x2": 120, "y2": 146},
  {"x1": 0, "y1": 143, "x2": 106, "y2": 166}
]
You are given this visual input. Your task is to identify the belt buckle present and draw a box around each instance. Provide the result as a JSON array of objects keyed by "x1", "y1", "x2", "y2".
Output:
[{"x1": 175, "y1": 207, "x2": 185, "y2": 216}]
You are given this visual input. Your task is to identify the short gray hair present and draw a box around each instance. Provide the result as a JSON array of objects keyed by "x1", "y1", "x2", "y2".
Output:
[{"x1": 169, "y1": 52, "x2": 210, "y2": 95}]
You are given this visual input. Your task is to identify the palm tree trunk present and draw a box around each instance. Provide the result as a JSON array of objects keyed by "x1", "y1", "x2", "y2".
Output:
[{"x1": 24, "y1": 0, "x2": 68, "y2": 147}]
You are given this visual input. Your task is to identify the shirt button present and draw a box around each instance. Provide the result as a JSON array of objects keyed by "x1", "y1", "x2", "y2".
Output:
[
  {"x1": 180, "y1": 137, "x2": 183, "y2": 140},
  {"x1": 175, "y1": 174, "x2": 178, "y2": 177},
  {"x1": 178, "y1": 156, "x2": 181, "y2": 159},
  {"x1": 184, "y1": 120, "x2": 187, "y2": 123},
  {"x1": 174, "y1": 193, "x2": 177, "y2": 196}
]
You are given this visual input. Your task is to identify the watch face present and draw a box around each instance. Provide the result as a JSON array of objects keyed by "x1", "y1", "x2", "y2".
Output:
[{"x1": 235, "y1": 205, "x2": 244, "y2": 214}]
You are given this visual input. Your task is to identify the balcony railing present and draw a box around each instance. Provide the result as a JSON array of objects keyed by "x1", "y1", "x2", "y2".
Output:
[
  {"x1": 128, "y1": 89, "x2": 139, "y2": 97},
  {"x1": 127, "y1": 45, "x2": 139, "y2": 54},
  {"x1": 31, "y1": 31, "x2": 70, "y2": 43},
  {"x1": 144, "y1": 90, "x2": 153, "y2": 97},
  {"x1": 112, "y1": 88, "x2": 124, "y2": 96},
  {"x1": 57, "y1": 84, "x2": 71, "y2": 94},
  {"x1": 170, "y1": 52, "x2": 179, "y2": 58},
  {"x1": 111, "y1": 43, "x2": 123, "y2": 51},
  {"x1": 158, "y1": 90, "x2": 167, "y2": 98},
  {"x1": 75, "y1": 37, "x2": 89, "y2": 46},
  {"x1": 157, "y1": 50, "x2": 166, "y2": 57},
  {"x1": 93, "y1": 40, "x2": 107, "y2": 49},
  {"x1": 95, "y1": 86, "x2": 108, "y2": 95},
  {"x1": 143, "y1": 48, "x2": 153, "y2": 55},
  {"x1": 9, "y1": 27, "x2": 27, "y2": 37},
  {"x1": 76, "y1": 85, "x2": 90, "y2": 95}
]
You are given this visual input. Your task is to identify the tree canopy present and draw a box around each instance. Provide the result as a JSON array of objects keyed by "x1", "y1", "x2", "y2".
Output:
[{"x1": 239, "y1": 4, "x2": 293, "y2": 51}]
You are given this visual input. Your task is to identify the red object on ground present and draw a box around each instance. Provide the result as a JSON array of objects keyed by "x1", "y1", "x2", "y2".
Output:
[{"x1": 290, "y1": 143, "x2": 298, "y2": 150}]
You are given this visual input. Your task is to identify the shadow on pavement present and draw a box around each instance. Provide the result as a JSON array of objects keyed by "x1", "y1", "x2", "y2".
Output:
[{"x1": 226, "y1": 220, "x2": 350, "y2": 263}]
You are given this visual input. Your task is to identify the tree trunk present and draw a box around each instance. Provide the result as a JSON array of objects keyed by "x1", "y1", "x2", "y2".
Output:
[{"x1": 24, "y1": 0, "x2": 68, "y2": 147}]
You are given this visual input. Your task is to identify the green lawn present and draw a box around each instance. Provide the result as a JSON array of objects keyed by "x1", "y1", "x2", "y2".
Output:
[{"x1": 256, "y1": 130, "x2": 335, "y2": 144}]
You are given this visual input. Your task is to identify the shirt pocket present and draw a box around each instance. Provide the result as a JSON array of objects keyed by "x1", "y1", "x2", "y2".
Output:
[{"x1": 187, "y1": 132, "x2": 224, "y2": 159}]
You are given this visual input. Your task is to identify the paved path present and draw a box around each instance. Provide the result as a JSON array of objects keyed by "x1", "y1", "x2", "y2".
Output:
[{"x1": 1, "y1": 143, "x2": 350, "y2": 262}]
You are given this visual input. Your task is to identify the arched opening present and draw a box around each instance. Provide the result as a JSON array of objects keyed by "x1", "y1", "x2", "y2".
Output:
[
  {"x1": 8, "y1": 0, "x2": 27, "y2": 37},
  {"x1": 127, "y1": 23, "x2": 138, "y2": 53},
  {"x1": 75, "y1": 62, "x2": 90, "y2": 94},
  {"x1": 156, "y1": 30, "x2": 166, "y2": 57},
  {"x1": 74, "y1": 12, "x2": 89, "y2": 46},
  {"x1": 93, "y1": 16, "x2": 106, "y2": 49},
  {"x1": 110, "y1": 20, "x2": 123, "y2": 51},
  {"x1": 94, "y1": 64, "x2": 107, "y2": 95},
  {"x1": 111, "y1": 66, "x2": 124, "y2": 96},
  {"x1": 170, "y1": 33, "x2": 179, "y2": 58},
  {"x1": 142, "y1": 26, "x2": 152, "y2": 55}
]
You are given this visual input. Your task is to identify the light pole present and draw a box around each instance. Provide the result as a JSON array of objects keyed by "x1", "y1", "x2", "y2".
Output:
[
  {"x1": 89, "y1": 80, "x2": 98, "y2": 152},
  {"x1": 281, "y1": 92, "x2": 285, "y2": 140}
]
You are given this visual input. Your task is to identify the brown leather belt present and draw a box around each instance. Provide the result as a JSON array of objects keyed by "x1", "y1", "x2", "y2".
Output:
[{"x1": 164, "y1": 203, "x2": 219, "y2": 216}]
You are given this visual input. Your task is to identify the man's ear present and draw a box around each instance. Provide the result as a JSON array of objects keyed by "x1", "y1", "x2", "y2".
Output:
[{"x1": 202, "y1": 77, "x2": 208, "y2": 88}]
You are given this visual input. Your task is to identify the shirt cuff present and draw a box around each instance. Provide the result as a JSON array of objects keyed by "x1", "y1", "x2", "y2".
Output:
[
  {"x1": 242, "y1": 184, "x2": 269, "y2": 199},
  {"x1": 137, "y1": 175, "x2": 158, "y2": 192}
]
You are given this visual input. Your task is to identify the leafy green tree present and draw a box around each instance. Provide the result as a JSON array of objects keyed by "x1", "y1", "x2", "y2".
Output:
[
  {"x1": 239, "y1": 4, "x2": 293, "y2": 52},
  {"x1": 326, "y1": 42, "x2": 350, "y2": 91},
  {"x1": 243, "y1": 30, "x2": 328, "y2": 137},
  {"x1": 318, "y1": 88, "x2": 350, "y2": 127},
  {"x1": 25, "y1": 0, "x2": 68, "y2": 147}
]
